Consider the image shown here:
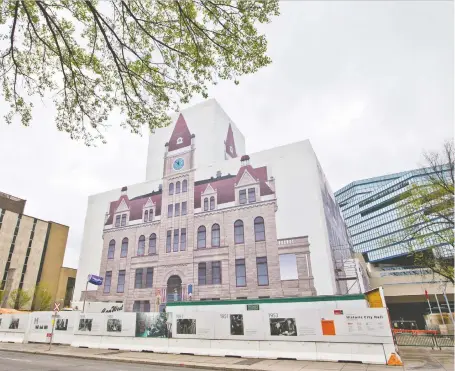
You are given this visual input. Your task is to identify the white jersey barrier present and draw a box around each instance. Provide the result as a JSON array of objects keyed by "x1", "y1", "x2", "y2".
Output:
[
  {"x1": 0, "y1": 307, "x2": 399, "y2": 365},
  {"x1": 27, "y1": 311, "x2": 79, "y2": 345}
]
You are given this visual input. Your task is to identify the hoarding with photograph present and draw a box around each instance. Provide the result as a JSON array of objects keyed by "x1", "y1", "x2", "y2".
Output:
[
  {"x1": 0, "y1": 314, "x2": 29, "y2": 333},
  {"x1": 135, "y1": 312, "x2": 172, "y2": 338},
  {"x1": 172, "y1": 312, "x2": 214, "y2": 339},
  {"x1": 74, "y1": 313, "x2": 105, "y2": 335}
]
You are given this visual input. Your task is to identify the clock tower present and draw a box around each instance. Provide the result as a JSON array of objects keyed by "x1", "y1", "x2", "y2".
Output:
[{"x1": 163, "y1": 113, "x2": 195, "y2": 177}]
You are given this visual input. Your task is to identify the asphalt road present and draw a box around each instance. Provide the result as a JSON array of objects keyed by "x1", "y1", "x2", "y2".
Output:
[{"x1": 0, "y1": 351, "x2": 213, "y2": 371}]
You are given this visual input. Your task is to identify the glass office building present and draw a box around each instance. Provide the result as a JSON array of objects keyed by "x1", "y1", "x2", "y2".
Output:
[{"x1": 335, "y1": 169, "x2": 453, "y2": 263}]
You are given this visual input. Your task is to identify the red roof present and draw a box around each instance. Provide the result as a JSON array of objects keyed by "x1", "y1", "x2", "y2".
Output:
[
  {"x1": 105, "y1": 192, "x2": 162, "y2": 225},
  {"x1": 105, "y1": 165, "x2": 274, "y2": 225},
  {"x1": 225, "y1": 124, "x2": 237, "y2": 158},
  {"x1": 168, "y1": 114, "x2": 192, "y2": 151},
  {"x1": 194, "y1": 165, "x2": 274, "y2": 208}
]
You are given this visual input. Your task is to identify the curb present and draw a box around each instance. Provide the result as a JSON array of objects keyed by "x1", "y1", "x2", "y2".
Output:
[{"x1": 0, "y1": 347, "x2": 262, "y2": 371}]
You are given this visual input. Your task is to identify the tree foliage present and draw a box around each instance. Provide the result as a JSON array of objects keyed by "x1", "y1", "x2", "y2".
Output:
[
  {"x1": 33, "y1": 283, "x2": 53, "y2": 311},
  {"x1": 394, "y1": 141, "x2": 454, "y2": 283},
  {"x1": 8, "y1": 288, "x2": 32, "y2": 309},
  {"x1": 0, "y1": 0, "x2": 279, "y2": 144}
]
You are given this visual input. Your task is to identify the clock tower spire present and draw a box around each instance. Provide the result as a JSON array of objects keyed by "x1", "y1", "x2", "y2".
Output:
[{"x1": 163, "y1": 113, "x2": 195, "y2": 177}]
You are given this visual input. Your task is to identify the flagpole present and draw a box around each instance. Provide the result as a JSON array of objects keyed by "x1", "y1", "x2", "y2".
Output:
[
  {"x1": 442, "y1": 287, "x2": 454, "y2": 324},
  {"x1": 434, "y1": 294, "x2": 445, "y2": 325},
  {"x1": 425, "y1": 290, "x2": 433, "y2": 314}
]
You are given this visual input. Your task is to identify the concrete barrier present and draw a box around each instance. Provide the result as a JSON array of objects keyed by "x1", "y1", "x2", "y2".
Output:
[{"x1": 0, "y1": 307, "x2": 401, "y2": 365}]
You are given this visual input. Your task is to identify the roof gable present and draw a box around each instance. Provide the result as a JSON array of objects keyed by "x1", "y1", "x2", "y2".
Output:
[
  {"x1": 115, "y1": 198, "x2": 129, "y2": 213},
  {"x1": 168, "y1": 114, "x2": 192, "y2": 151},
  {"x1": 143, "y1": 197, "x2": 154, "y2": 208},
  {"x1": 236, "y1": 169, "x2": 257, "y2": 188},
  {"x1": 202, "y1": 184, "x2": 216, "y2": 195}
]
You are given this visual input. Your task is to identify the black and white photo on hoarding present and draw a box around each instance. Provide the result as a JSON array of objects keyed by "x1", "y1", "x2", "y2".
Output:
[
  {"x1": 78, "y1": 318, "x2": 93, "y2": 332},
  {"x1": 176, "y1": 319, "x2": 196, "y2": 335},
  {"x1": 270, "y1": 318, "x2": 297, "y2": 336},
  {"x1": 9, "y1": 318, "x2": 19, "y2": 329},
  {"x1": 107, "y1": 318, "x2": 122, "y2": 332},
  {"x1": 230, "y1": 314, "x2": 244, "y2": 335},
  {"x1": 56, "y1": 318, "x2": 68, "y2": 331}
]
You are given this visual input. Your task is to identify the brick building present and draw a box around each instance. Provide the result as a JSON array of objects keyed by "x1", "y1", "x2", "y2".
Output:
[
  {"x1": 0, "y1": 192, "x2": 76, "y2": 310},
  {"x1": 97, "y1": 114, "x2": 316, "y2": 311}
]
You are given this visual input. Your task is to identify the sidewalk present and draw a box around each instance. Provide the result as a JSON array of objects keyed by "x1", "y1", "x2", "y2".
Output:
[{"x1": 0, "y1": 342, "x2": 452, "y2": 370}]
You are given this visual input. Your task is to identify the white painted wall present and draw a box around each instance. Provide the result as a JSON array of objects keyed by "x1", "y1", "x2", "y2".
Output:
[
  {"x1": 193, "y1": 140, "x2": 338, "y2": 295},
  {"x1": 145, "y1": 99, "x2": 246, "y2": 182},
  {"x1": 74, "y1": 139, "x2": 339, "y2": 301}
]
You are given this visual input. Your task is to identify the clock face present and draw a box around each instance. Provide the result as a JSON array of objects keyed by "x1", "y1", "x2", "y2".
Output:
[{"x1": 173, "y1": 158, "x2": 185, "y2": 171}]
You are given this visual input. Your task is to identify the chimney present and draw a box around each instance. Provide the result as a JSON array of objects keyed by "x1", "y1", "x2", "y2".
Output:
[
  {"x1": 121, "y1": 186, "x2": 128, "y2": 196},
  {"x1": 158, "y1": 184, "x2": 163, "y2": 192},
  {"x1": 104, "y1": 212, "x2": 109, "y2": 224},
  {"x1": 216, "y1": 171, "x2": 222, "y2": 178},
  {"x1": 240, "y1": 155, "x2": 250, "y2": 166}
]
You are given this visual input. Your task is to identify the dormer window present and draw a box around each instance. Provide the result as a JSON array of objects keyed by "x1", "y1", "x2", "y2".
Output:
[
  {"x1": 239, "y1": 190, "x2": 247, "y2": 204},
  {"x1": 210, "y1": 196, "x2": 215, "y2": 210},
  {"x1": 229, "y1": 145, "x2": 233, "y2": 153},
  {"x1": 248, "y1": 188, "x2": 256, "y2": 203},
  {"x1": 177, "y1": 137, "x2": 183, "y2": 144}
]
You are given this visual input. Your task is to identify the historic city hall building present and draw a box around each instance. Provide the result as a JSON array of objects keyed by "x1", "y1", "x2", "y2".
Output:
[{"x1": 96, "y1": 114, "x2": 316, "y2": 311}]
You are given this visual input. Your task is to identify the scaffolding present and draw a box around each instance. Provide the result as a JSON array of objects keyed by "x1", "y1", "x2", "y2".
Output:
[{"x1": 331, "y1": 244, "x2": 362, "y2": 295}]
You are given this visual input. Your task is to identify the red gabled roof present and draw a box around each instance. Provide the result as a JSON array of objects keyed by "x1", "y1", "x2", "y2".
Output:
[
  {"x1": 105, "y1": 192, "x2": 162, "y2": 225},
  {"x1": 193, "y1": 165, "x2": 274, "y2": 208},
  {"x1": 168, "y1": 114, "x2": 192, "y2": 151},
  {"x1": 225, "y1": 124, "x2": 237, "y2": 158}
]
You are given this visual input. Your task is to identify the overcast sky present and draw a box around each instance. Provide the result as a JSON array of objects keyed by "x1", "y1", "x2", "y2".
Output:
[{"x1": 0, "y1": 1, "x2": 453, "y2": 269}]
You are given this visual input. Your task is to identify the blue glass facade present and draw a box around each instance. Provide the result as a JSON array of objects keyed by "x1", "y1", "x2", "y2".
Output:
[{"x1": 335, "y1": 169, "x2": 452, "y2": 262}]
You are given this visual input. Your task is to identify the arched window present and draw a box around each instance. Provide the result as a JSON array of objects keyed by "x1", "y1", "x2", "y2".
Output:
[
  {"x1": 182, "y1": 179, "x2": 188, "y2": 192},
  {"x1": 169, "y1": 182, "x2": 174, "y2": 195},
  {"x1": 144, "y1": 210, "x2": 148, "y2": 222},
  {"x1": 137, "y1": 235, "x2": 145, "y2": 256},
  {"x1": 176, "y1": 181, "x2": 181, "y2": 194},
  {"x1": 120, "y1": 238, "x2": 128, "y2": 257},
  {"x1": 148, "y1": 209, "x2": 153, "y2": 222},
  {"x1": 108, "y1": 240, "x2": 115, "y2": 259},
  {"x1": 210, "y1": 196, "x2": 215, "y2": 210},
  {"x1": 197, "y1": 226, "x2": 206, "y2": 248},
  {"x1": 149, "y1": 233, "x2": 157, "y2": 254},
  {"x1": 234, "y1": 220, "x2": 244, "y2": 244},
  {"x1": 203, "y1": 198, "x2": 209, "y2": 211},
  {"x1": 211, "y1": 224, "x2": 220, "y2": 247},
  {"x1": 254, "y1": 217, "x2": 265, "y2": 241}
]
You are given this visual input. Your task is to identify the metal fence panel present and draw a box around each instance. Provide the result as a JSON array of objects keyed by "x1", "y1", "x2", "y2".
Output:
[
  {"x1": 434, "y1": 335, "x2": 454, "y2": 348},
  {"x1": 395, "y1": 333, "x2": 436, "y2": 347},
  {"x1": 395, "y1": 333, "x2": 455, "y2": 348}
]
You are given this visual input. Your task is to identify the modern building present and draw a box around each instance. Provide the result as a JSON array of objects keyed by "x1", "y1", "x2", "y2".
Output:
[
  {"x1": 335, "y1": 169, "x2": 453, "y2": 262},
  {"x1": 74, "y1": 99, "x2": 354, "y2": 305},
  {"x1": 335, "y1": 170, "x2": 454, "y2": 329},
  {"x1": 0, "y1": 191, "x2": 77, "y2": 310}
]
